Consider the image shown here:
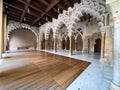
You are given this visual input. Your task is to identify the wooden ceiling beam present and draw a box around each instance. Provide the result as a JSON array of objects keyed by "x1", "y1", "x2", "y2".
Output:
[
  {"x1": 18, "y1": 0, "x2": 55, "y2": 18},
  {"x1": 4, "y1": 2, "x2": 46, "y2": 22},
  {"x1": 58, "y1": 3, "x2": 67, "y2": 10},
  {"x1": 32, "y1": 0, "x2": 60, "y2": 25},
  {"x1": 3, "y1": 2, "x2": 24, "y2": 11},
  {"x1": 73, "y1": 0, "x2": 80, "y2": 3},
  {"x1": 9, "y1": 15, "x2": 21, "y2": 20},
  {"x1": 39, "y1": 0, "x2": 58, "y2": 13},
  {"x1": 64, "y1": 0, "x2": 73, "y2": 6},
  {"x1": 20, "y1": 0, "x2": 32, "y2": 23},
  {"x1": 45, "y1": 0, "x2": 60, "y2": 12},
  {"x1": 9, "y1": 12, "x2": 21, "y2": 17},
  {"x1": 39, "y1": 0, "x2": 49, "y2": 6}
]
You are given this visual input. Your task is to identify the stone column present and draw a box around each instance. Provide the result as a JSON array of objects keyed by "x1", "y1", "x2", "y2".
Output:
[
  {"x1": 82, "y1": 37, "x2": 88, "y2": 53},
  {"x1": 0, "y1": 0, "x2": 3, "y2": 58},
  {"x1": 54, "y1": 38, "x2": 57, "y2": 52},
  {"x1": 36, "y1": 38, "x2": 39, "y2": 50},
  {"x1": 45, "y1": 39, "x2": 48, "y2": 50},
  {"x1": 101, "y1": 31, "x2": 105, "y2": 58},
  {"x1": 69, "y1": 35, "x2": 72, "y2": 56},
  {"x1": 104, "y1": 26, "x2": 113, "y2": 63},
  {"x1": 39, "y1": 40, "x2": 42, "y2": 50},
  {"x1": 104, "y1": 14, "x2": 109, "y2": 26},
  {"x1": 87, "y1": 36, "x2": 93, "y2": 53},
  {"x1": 65, "y1": 38, "x2": 67, "y2": 50},
  {"x1": 3, "y1": 14, "x2": 7, "y2": 52},
  {"x1": 110, "y1": 27, "x2": 120, "y2": 90},
  {"x1": 59, "y1": 39, "x2": 62, "y2": 50},
  {"x1": 75, "y1": 38, "x2": 77, "y2": 51},
  {"x1": 106, "y1": 0, "x2": 120, "y2": 89},
  {"x1": 85, "y1": 36, "x2": 91, "y2": 54},
  {"x1": 69, "y1": 32, "x2": 73, "y2": 56},
  {"x1": 100, "y1": 28, "x2": 106, "y2": 61}
]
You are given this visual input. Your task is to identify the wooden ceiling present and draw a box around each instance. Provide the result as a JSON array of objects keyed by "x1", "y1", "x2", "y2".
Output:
[{"x1": 3, "y1": 0, "x2": 80, "y2": 27}]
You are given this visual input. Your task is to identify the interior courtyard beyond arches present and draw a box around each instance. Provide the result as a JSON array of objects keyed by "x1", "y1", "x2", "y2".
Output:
[{"x1": 0, "y1": 0, "x2": 120, "y2": 90}]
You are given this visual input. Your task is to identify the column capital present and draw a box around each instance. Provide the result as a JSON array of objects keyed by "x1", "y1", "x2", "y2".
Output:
[
  {"x1": 68, "y1": 30, "x2": 74, "y2": 37},
  {"x1": 85, "y1": 35, "x2": 92, "y2": 39},
  {"x1": 100, "y1": 26, "x2": 111, "y2": 32}
]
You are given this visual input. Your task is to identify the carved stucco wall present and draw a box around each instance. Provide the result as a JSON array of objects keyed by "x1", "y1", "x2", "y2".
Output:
[
  {"x1": 39, "y1": 0, "x2": 108, "y2": 40},
  {"x1": 7, "y1": 20, "x2": 39, "y2": 40}
]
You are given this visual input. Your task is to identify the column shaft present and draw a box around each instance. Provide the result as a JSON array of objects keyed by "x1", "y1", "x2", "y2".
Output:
[
  {"x1": 54, "y1": 38, "x2": 57, "y2": 52},
  {"x1": 45, "y1": 40, "x2": 48, "y2": 50},
  {"x1": 69, "y1": 36, "x2": 72, "y2": 56},
  {"x1": 112, "y1": 28, "x2": 120, "y2": 86},
  {"x1": 82, "y1": 37, "x2": 88, "y2": 53},
  {"x1": 0, "y1": 0, "x2": 3, "y2": 58},
  {"x1": 3, "y1": 14, "x2": 7, "y2": 52},
  {"x1": 75, "y1": 39, "x2": 77, "y2": 51},
  {"x1": 65, "y1": 39, "x2": 67, "y2": 50},
  {"x1": 101, "y1": 31, "x2": 105, "y2": 59}
]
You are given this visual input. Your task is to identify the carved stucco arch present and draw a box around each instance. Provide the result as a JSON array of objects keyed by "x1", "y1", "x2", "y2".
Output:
[
  {"x1": 53, "y1": 18, "x2": 69, "y2": 39},
  {"x1": 54, "y1": 0, "x2": 108, "y2": 38},
  {"x1": 39, "y1": 0, "x2": 108, "y2": 40},
  {"x1": 70, "y1": 1, "x2": 107, "y2": 28},
  {"x1": 7, "y1": 22, "x2": 38, "y2": 40},
  {"x1": 45, "y1": 25, "x2": 54, "y2": 40},
  {"x1": 39, "y1": 24, "x2": 46, "y2": 41}
]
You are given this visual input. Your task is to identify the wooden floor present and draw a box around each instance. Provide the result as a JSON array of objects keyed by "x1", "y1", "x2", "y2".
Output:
[{"x1": 0, "y1": 50, "x2": 90, "y2": 90}]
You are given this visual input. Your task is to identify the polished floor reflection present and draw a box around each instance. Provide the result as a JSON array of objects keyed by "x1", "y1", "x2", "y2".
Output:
[
  {"x1": 0, "y1": 51, "x2": 90, "y2": 90},
  {"x1": 40, "y1": 49, "x2": 113, "y2": 90}
]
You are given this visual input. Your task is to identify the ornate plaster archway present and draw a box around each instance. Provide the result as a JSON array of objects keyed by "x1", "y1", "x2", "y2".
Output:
[{"x1": 7, "y1": 22, "x2": 38, "y2": 40}]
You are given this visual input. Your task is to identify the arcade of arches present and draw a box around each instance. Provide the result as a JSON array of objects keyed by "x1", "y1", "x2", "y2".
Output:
[{"x1": 0, "y1": 0, "x2": 120, "y2": 90}]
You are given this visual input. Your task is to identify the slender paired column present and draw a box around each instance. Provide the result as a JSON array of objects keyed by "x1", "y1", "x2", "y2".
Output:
[
  {"x1": 45, "y1": 39, "x2": 48, "y2": 50},
  {"x1": 36, "y1": 38, "x2": 39, "y2": 50},
  {"x1": 38, "y1": 39, "x2": 42, "y2": 50},
  {"x1": 69, "y1": 36, "x2": 72, "y2": 56},
  {"x1": 105, "y1": 26, "x2": 113, "y2": 62},
  {"x1": 69, "y1": 32, "x2": 73, "y2": 56},
  {"x1": 85, "y1": 36, "x2": 91, "y2": 53},
  {"x1": 0, "y1": 0, "x2": 3, "y2": 58},
  {"x1": 39, "y1": 40, "x2": 42, "y2": 50},
  {"x1": 100, "y1": 30, "x2": 105, "y2": 60},
  {"x1": 54, "y1": 38, "x2": 57, "y2": 52},
  {"x1": 100, "y1": 26, "x2": 113, "y2": 62},
  {"x1": 3, "y1": 14, "x2": 7, "y2": 52},
  {"x1": 65, "y1": 38, "x2": 67, "y2": 50},
  {"x1": 82, "y1": 37, "x2": 88, "y2": 53},
  {"x1": 75, "y1": 38, "x2": 77, "y2": 51}
]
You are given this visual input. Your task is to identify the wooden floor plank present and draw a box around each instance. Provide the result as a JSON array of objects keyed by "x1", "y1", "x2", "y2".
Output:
[{"x1": 0, "y1": 51, "x2": 90, "y2": 90}]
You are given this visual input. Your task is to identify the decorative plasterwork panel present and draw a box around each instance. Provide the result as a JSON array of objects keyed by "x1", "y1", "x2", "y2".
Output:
[
  {"x1": 7, "y1": 21, "x2": 38, "y2": 39},
  {"x1": 39, "y1": 0, "x2": 108, "y2": 40}
]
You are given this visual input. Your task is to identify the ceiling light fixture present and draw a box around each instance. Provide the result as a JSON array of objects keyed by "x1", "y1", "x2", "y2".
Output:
[
  {"x1": 46, "y1": 16, "x2": 48, "y2": 21},
  {"x1": 58, "y1": 7, "x2": 60, "y2": 13},
  {"x1": 7, "y1": 11, "x2": 9, "y2": 14},
  {"x1": 27, "y1": 8, "x2": 30, "y2": 13},
  {"x1": 39, "y1": 22, "x2": 41, "y2": 26},
  {"x1": 24, "y1": 17, "x2": 26, "y2": 21},
  {"x1": 5, "y1": 5, "x2": 8, "y2": 8}
]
